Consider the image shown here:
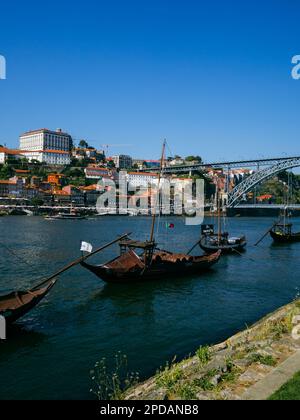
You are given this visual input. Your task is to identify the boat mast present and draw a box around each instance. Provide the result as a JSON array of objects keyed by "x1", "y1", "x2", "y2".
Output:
[
  {"x1": 150, "y1": 140, "x2": 166, "y2": 243},
  {"x1": 217, "y1": 187, "x2": 222, "y2": 245}
]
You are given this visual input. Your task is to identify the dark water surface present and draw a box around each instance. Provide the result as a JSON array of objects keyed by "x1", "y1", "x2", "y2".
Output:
[{"x1": 1, "y1": 216, "x2": 300, "y2": 400}]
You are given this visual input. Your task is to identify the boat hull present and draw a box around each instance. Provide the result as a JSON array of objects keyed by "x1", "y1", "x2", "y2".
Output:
[
  {"x1": 81, "y1": 251, "x2": 221, "y2": 283},
  {"x1": 0, "y1": 280, "x2": 57, "y2": 324},
  {"x1": 270, "y1": 230, "x2": 300, "y2": 244},
  {"x1": 199, "y1": 237, "x2": 247, "y2": 254}
]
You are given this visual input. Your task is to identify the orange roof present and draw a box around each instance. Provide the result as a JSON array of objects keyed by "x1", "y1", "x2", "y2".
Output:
[
  {"x1": 54, "y1": 190, "x2": 70, "y2": 196},
  {"x1": 21, "y1": 149, "x2": 70, "y2": 155},
  {"x1": 80, "y1": 184, "x2": 99, "y2": 191},
  {"x1": 14, "y1": 169, "x2": 30, "y2": 174},
  {"x1": 128, "y1": 172, "x2": 158, "y2": 177},
  {"x1": 257, "y1": 194, "x2": 273, "y2": 200},
  {"x1": 0, "y1": 147, "x2": 24, "y2": 155},
  {"x1": 0, "y1": 180, "x2": 16, "y2": 185}
]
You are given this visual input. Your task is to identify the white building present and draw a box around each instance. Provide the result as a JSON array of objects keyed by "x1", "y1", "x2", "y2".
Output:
[
  {"x1": 112, "y1": 155, "x2": 133, "y2": 169},
  {"x1": 127, "y1": 172, "x2": 159, "y2": 188},
  {"x1": 19, "y1": 128, "x2": 72, "y2": 165},
  {"x1": 0, "y1": 147, "x2": 24, "y2": 164}
]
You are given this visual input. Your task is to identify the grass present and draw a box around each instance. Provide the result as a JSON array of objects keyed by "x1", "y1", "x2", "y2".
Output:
[
  {"x1": 249, "y1": 353, "x2": 277, "y2": 367},
  {"x1": 269, "y1": 371, "x2": 300, "y2": 400},
  {"x1": 194, "y1": 369, "x2": 219, "y2": 391},
  {"x1": 90, "y1": 352, "x2": 140, "y2": 400},
  {"x1": 195, "y1": 345, "x2": 211, "y2": 367},
  {"x1": 156, "y1": 360, "x2": 184, "y2": 390}
]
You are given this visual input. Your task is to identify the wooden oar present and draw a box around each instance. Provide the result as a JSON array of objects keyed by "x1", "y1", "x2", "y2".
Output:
[
  {"x1": 36, "y1": 233, "x2": 131, "y2": 287},
  {"x1": 254, "y1": 221, "x2": 279, "y2": 247}
]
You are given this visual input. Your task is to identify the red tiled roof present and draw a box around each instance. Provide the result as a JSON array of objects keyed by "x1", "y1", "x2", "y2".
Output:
[
  {"x1": 128, "y1": 172, "x2": 158, "y2": 177},
  {"x1": 22, "y1": 150, "x2": 70, "y2": 155},
  {"x1": 0, "y1": 147, "x2": 24, "y2": 155},
  {"x1": 0, "y1": 180, "x2": 16, "y2": 185}
]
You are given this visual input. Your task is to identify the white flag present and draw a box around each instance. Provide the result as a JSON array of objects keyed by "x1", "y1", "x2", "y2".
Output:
[{"x1": 80, "y1": 241, "x2": 93, "y2": 253}]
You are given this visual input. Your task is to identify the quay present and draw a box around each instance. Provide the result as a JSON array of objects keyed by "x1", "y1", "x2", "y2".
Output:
[{"x1": 125, "y1": 300, "x2": 300, "y2": 401}]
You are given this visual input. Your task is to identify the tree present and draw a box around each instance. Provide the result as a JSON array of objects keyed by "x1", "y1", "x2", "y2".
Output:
[
  {"x1": 79, "y1": 140, "x2": 89, "y2": 149},
  {"x1": 185, "y1": 155, "x2": 202, "y2": 163},
  {"x1": 0, "y1": 164, "x2": 13, "y2": 180},
  {"x1": 30, "y1": 197, "x2": 44, "y2": 207}
]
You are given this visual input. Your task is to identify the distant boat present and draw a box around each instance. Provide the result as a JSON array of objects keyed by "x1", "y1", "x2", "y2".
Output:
[
  {"x1": 199, "y1": 227, "x2": 247, "y2": 254},
  {"x1": 270, "y1": 223, "x2": 300, "y2": 243},
  {"x1": 269, "y1": 176, "x2": 300, "y2": 244},
  {"x1": 199, "y1": 188, "x2": 247, "y2": 254},
  {"x1": 45, "y1": 208, "x2": 86, "y2": 220}
]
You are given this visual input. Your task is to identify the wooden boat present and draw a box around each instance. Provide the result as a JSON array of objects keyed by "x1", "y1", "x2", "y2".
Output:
[
  {"x1": 80, "y1": 142, "x2": 221, "y2": 283},
  {"x1": 0, "y1": 235, "x2": 130, "y2": 325},
  {"x1": 199, "y1": 185, "x2": 247, "y2": 255},
  {"x1": 268, "y1": 178, "x2": 300, "y2": 244},
  {"x1": 0, "y1": 279, "x2": 57, "y2": 324},
  {"x1": 200, "y1": 225, "x2": 247, "y2": 254},
  {"x1": 270, "y1": 223, "x2": 300, "y2": 243},
  {"x1": 81, "y1": 240, "x2": 221, "y2": 283}
]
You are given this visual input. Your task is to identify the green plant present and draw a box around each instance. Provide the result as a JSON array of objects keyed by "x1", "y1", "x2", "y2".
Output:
[
  {"x1": 156, "y1": 360, "x2": 183, "y2": 390},
  {"x1": 194, "y1": 369, "x2": 219, "y2": 391},
  {"x1": 249, "y1": 353, "x2": 277, "y2": 367},
  {"x1": 195, "y1": 345, "x2": 211, "y2": 367},
  {"x1": 90, "y1": 352, "x2": 140, "y2": 400},
  {"x1": 176, "y1": 382, "x2": 198, "y2": 400}
]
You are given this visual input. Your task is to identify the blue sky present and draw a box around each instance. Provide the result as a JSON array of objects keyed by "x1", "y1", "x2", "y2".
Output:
[{"x1": 0, "y1": 0, "x2": 300, "y2": 161}]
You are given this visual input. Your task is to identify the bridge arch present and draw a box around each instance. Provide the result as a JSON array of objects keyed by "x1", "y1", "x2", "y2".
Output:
[{"x1": 227, "y1": 157, "x2": 300, "y2": 208}]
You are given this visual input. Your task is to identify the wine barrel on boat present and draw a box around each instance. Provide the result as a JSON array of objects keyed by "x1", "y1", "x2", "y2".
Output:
[{"x1": 81, "y1": 239, "x2": 221, "y2": 283}]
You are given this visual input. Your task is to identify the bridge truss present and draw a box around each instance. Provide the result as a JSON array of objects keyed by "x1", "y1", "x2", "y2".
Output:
[{"x1": 227, "y1": 157, "x2": 300, "y2": 208}]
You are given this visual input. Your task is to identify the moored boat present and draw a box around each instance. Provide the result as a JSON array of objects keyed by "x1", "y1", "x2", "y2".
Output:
[
  {"x1": 0, "y1": 279, "x2": 57, "y2": 324},
  {"x1": 270, "y1": 223, "x2": 300, "y2": 243},
  {"x1": 0, "y1": 235, "x2": 129, "y2": 325},
  {"x1": 199, "y1": 225, "x2": 247, "y2": 254},
  {"x1": 81, "y1": 239, "x2": 221, "y2": 283},
  {"x1": 80, "y1": 141, "x2": 221, "y2": 283}
]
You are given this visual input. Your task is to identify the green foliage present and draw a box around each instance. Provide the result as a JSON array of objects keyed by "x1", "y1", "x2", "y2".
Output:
[
  {"x1": 90, "y1": 352, "x2": 140, "y2": 401},
  {"x1": 0, "y1": 164, "x2": 14, "y2": 179},
  {"x1": 176, "y1": 382, "x2": 198, "y2": 400},
  {"x1": 79, "y1": 140, "x2": 89, "y2": 148},
  {"x1": 269, "y1": 371, "x2": 300, "y2": 400},
  {"x1": 195, "y1": 345, "x2": 211, "y2": 367},
  {"x1": 249, "y1": 353, "x2": 277, "y2": 367},
  {"x1": 30, "y1": 197, "x2": 44, "y2": 207},
  {"x1": 156, "y1": 359, "x2": 183, "y2": 390},
  {"x1": 194, "y1": 369, "x2": 218, "y2": 391},
  {"x1": 185, "y1": 156, "x2": 202, "y2": 163}
]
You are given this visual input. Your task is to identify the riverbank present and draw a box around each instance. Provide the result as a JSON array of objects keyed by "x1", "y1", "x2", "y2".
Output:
[
  {"x1": 125, "y1": 299, "x2": 300, "y2": 400},
  {"x1": 1, "y1": 207, "x2": 300, "y2": 217}
]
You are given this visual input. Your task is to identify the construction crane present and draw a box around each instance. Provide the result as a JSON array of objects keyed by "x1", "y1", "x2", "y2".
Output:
[
  {"x1": 72, "y1": 138, "x2": 132, "y2": 156},
  {"x1": 99, "y1": 144, "x2": 133, "y2": 157}
]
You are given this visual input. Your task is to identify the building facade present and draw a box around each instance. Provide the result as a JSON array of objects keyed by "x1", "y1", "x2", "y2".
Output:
[
  {"x1": 19, "y1": 129, "x2": 72, "y2": 165},
  {"x1": 112, "y1": 155, "x2": 133, "y2": 170},
  {"x1": 84, "y1": 165, "x2": 115, "y2": 180},
  {"x1": 0, "y1": 147, "x2": 24, "y2": 164},
  {"x1": 126, "y1": 172, "x2": 159, "y2": 188}
]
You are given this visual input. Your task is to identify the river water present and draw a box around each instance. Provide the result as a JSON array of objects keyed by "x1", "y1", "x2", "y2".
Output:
[{"x1": 0, "y1": 216, "x2": 300, "y2": 400}]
